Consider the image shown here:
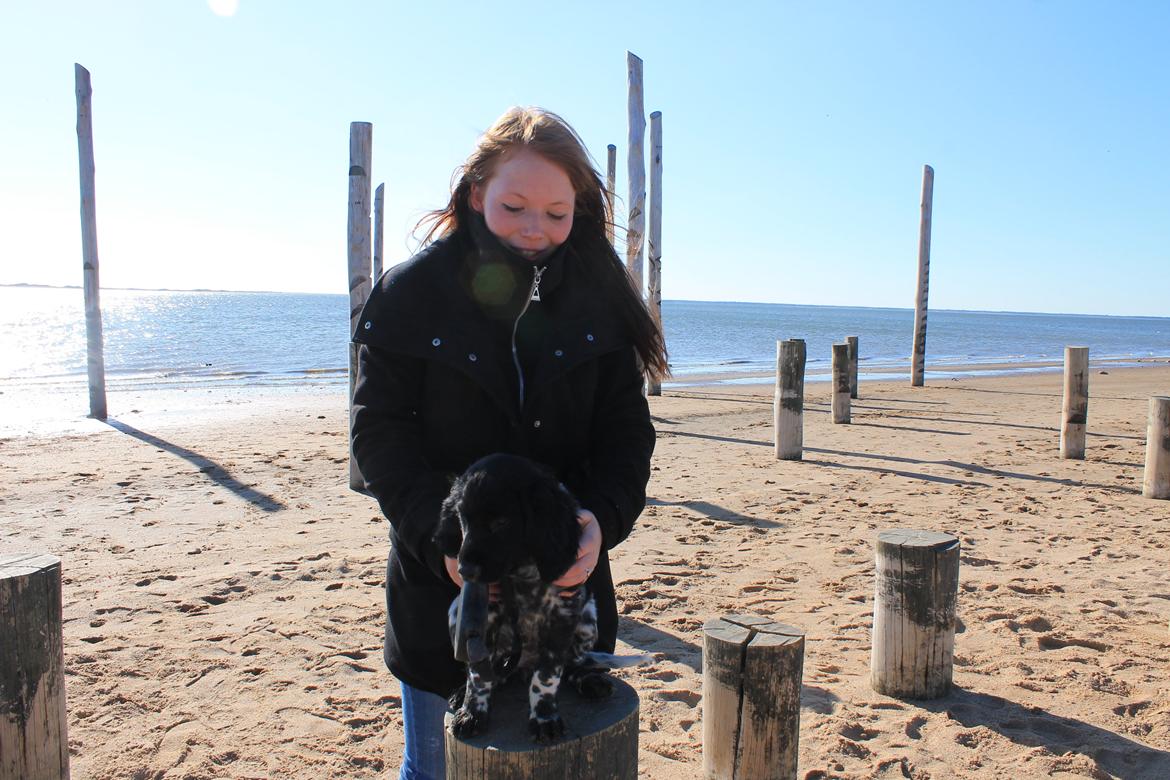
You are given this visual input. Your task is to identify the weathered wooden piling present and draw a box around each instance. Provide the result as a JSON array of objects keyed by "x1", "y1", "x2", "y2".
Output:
[
  {"x1": 832, "y1": 343, "x2": 851, "y2": 424},
  {"x1": 646, "y1": 111, "x2": 663, "y2": 397},
  {"x1": 1060, "y1": 346, "x2": 1089, "y2": 459},
  {"x1": 1, "y1": 554, "x2": 69, "y2": 780},
  {"x1": 774, "y1": 339, "x2": 806, "y2": 460},
  {"x1": 847, "y1": 335, "x2": 859, "y2": 399},
  {"x1": 347, "y1": 122, "x2": 373, "y2": 493},
  {"x1": 605, "y1": 144, "x2": 617, "y2": 248},
  {"x1": 74, "y1": 63, "x2": 107, "y2": 421},
  {"x1": 626, "y1": 51, "x2": 646, "y2": 296},
  {"x1": 702, "y1": 615, "x2": 804, "y2": 780},
  {"x1": 911, "y1": 165, "x2": 934, "y2": 388},
  {"x1": 1143, "y1": 396, "x2": 1170, "y2": 499},
  {"x1": 445, "y1": 676, "x2": 639, "y2": 778},
  {"x1": 871, "y1": 530, "x2": 960, "y2": 699},
  {"x1": 373, "y1": 183, "x2": 385, "y2": 283}
]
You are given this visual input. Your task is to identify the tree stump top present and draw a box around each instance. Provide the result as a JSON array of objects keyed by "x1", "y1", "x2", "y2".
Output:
[
  {"x1": 876, "y1": 530, "x2": 958, "y2": 552},
  {"x1": 703, "y1": 614, "x2": 804, "y2": 647},
  {"x1": 0, "y1": 553, "x2": 61, "y2": 579}
]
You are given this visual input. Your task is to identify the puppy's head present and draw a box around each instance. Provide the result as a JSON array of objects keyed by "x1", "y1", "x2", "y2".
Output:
[{"x1": 436, "y1": 454, "x2": 580, "y2": 584}]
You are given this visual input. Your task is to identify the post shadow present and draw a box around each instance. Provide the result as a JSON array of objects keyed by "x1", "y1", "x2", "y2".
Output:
[
  {"x1": 646, "y1": 496, "x2": 781, "y2": 528},
  {"x1": 104, "y1": 419, "x2": 285, "y2": 512}
]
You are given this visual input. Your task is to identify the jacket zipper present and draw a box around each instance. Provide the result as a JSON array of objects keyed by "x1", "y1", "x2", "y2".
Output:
[{"x1": 511, "y1": 265, "x2": 545, "y2": 410}]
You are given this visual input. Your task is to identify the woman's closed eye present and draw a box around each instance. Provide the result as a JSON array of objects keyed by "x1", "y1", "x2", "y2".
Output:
[
  {"x1": 502, "y1": 204, "x2": 523, "y2": 213},
  {"x1": 546, "y1": 212, "x2": 567, "y2": 222}
]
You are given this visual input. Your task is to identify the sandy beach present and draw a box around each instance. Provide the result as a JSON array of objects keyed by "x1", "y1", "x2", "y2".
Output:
[{"x1": 3, "y1": 366, "x2": 1170, "y2": 779}]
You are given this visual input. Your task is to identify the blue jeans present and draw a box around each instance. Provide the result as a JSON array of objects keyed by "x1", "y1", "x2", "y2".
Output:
[{"x1": 398, "y1": 680, "x2": 449, "y2": 780}]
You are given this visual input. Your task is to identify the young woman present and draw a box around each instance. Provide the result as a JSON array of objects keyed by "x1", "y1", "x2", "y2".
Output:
[{"x1": 350, "y1": 106, "x2": 667, "y2": 780}]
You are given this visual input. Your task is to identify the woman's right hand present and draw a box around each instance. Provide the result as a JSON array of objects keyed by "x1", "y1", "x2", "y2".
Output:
[{"x1": 444, "y1": 556, "x2": 500, "y2": 601}]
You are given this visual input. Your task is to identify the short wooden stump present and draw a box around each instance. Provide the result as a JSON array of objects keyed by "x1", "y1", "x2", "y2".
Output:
[
  {"x1": 702, "y1": 615, "x2": 804, "y2": 780},
  {"x1": 871, "y1": 530, "x2": 960, "y2": 699},
  {"x1": 444, "y1": 675, "x2": 638, "y2": 779}
]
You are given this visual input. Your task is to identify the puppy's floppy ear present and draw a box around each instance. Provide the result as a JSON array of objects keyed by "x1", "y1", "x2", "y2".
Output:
[
  {"x1": 433, "y1": 483, "x2": 464, "y2": 558},
  {"x1": 524, "y1": 480, "x2": 582, "y2": 582}
]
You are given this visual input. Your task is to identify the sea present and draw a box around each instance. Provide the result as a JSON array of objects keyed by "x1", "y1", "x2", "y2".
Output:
[{"x1": 2, "y1": 286, "x2": 1168, "y2": 401}]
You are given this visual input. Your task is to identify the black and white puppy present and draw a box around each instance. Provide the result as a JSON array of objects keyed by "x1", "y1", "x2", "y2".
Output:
[{"x1": 434, "y1": 453, "x2": 612, "y2": 742}]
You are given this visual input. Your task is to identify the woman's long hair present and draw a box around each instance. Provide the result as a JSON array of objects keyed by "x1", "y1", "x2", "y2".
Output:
[{"x1": 416, "y1": 107, "x2": 668, "y2": 381}]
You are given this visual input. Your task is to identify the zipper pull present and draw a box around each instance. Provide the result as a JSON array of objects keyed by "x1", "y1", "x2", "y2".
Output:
[{"x1": 531, "y1": 266, "x2": 546, "y2": 302}]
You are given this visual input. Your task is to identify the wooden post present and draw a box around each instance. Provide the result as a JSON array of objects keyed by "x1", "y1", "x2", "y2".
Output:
[
  {"x1": 373, "y1": 183, "x2": 385, "y2": 283},
  {"x1": 847, "y1": 335, "x2": 859, "y2": 399},
  {"x1": 1, "y1": 554, "x2": 70, "y2": 780},
  {"x1": 646, "y1": 112, "x2": 663, "y2": 397},
  {"x1": 774, "y1": 339, "x2": 806, "y2": 460},
  {"x1": 626, "y1": 51, "x2": 646, "y2": 297},
  {"x1": 871, "y1": 530, "x2": 959, "y2": 699},
  {"x1": 74, "y1": 63, "x2": 107, "y2": 421},
  {"x1": 445, "y1": 676, "x2": 638, "y2": 778},
  {"x1": 605, "y1": 144, "x2": 617, "y2": 248},
  {"x1": 347, "y1": 122, "x2": 373, "y2": 493},
  {"x1": 910, "y1": 165, "x2": 934, "y2": 388},
  {"x1": 702, "y1": 615, "x2": 804, "y2": 780},
  {"x1": 1060, "y1": 346, "x2": 1089, "y2": 459},
  {"x1": 1142, "y1": 396, "x2": 1170, "y2": 499},
  {"x1": 831, "y1": 343, "x2": 851, "y2": 424}
]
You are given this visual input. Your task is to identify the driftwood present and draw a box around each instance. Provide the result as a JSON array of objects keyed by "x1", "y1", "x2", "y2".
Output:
[
  {"x1": 774, "y1": 339, "x2": 806, "y2": 460},
  {"x1": 702, "y1": 615, "x2": 804, "y2": 780},
  {"x1": 871, "y1": 530, "x2": 959, "y2": 699},
  {"x1": 911, "y1": 165, "x2": 934, "y2": 387},
  {"x1": 445, "y1": 676, "x2": 638, "y2": 779},
  {"x1": 1, "y1": 554, "x2": 69, "y2": 780}
]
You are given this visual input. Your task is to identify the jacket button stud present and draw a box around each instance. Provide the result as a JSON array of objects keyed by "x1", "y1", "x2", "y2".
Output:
[
  {"x1": 586, "y1": 333, "x2": 594, "y2": 342},
  {"x1": 554, "y1": 349, "x2": 564, "y2": 357},
  {"x1": 533, "y1": 420, "x2": 542, "y2": 428},
  {"x1": 468, "y1": 353, "x2": 478, "y2": 362},
  {"x1": 431, "y1": 338, "x2": 441, "y2": 347},
  {"x1": 364, "y1": 321, "x2": 372, "y2": 330}
]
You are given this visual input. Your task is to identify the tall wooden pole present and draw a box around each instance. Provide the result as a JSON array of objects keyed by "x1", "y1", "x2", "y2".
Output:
[
  {"x1": 910, "y1": 164, "x2": 934, "y2": 387},
  {"x1": 605, "y1": 144, "x2": 617, "y2": 248},
  {"x1": 1, "y1": 554, "x2": 70, "y2": 779},
  {"x1": 373, "y1": 183, "x2": 385, "y2": 283},
  {"x1": 646, "y1": 112, "x2": 663, "y2": 396},
  {"x1": 347, "y1": 122, "x2": 373, "y2": 493},
  {"x1": 774, "y1": 339, "x2": 806, "y2": 461},
  {"x1": 1143, "y1": 397, "x2": 1170, "y2": 499},
  {"x1": 832, "y1": 343, "x2": 851, "y2": 424},
  {"x1": 1060, "y1": 346, "x2": 1089, "y2": 459},
  {"x1": 847, "y1": 335, "x2": 859, "y2": 399},
  {"x1": 626, "y1": 52, "x2": 646, "y2": 297},
  {"x1": 74, "y1": 63, "x2": 107, "y2": 421}
]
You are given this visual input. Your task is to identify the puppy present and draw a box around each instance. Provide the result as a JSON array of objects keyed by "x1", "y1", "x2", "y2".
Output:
[{"x1": 434, "y1": 453, "x2": 612, "y2": 742}]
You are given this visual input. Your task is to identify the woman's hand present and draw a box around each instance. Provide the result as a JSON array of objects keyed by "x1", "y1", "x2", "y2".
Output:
[
  {"x1": 553, "y1": 509, "x2": 602, "y2": 592},
  {"x1": 444, "y1": 555, "x2": 501, "y2": 601}
]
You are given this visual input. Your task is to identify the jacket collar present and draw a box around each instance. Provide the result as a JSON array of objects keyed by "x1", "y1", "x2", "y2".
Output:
[{"x1": 461, "y1": 211, "x2": 568, "y2": 321}]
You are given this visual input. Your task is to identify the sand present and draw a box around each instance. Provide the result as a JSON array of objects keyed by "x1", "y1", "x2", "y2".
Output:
[{"x1": 3, "y1": 366, "x2": 1170, "y2": 779}]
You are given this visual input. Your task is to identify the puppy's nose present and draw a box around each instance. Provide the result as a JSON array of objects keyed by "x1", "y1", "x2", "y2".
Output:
[{"x1": 458, "y1": 562, "x2": 483, "y2": 582}]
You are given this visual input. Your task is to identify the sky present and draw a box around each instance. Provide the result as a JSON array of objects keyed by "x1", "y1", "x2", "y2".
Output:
[{"x1": 1, "y1": 1, "x2": 1167, "y2": 317}]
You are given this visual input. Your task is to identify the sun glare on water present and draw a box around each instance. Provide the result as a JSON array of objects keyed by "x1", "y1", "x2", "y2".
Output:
[{"x1": 208, "y1": 0, "x2": 239, "y2": 17}]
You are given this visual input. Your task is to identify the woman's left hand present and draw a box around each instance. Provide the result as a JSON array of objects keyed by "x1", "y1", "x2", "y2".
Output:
[{"x1": 553, "y1": 509, "x2": 601, "y2": 592}]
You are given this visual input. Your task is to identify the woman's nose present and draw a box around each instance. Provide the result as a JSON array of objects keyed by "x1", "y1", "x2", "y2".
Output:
[{"x1": 519, "y1": 213, "x2": 541, "y2": 237}]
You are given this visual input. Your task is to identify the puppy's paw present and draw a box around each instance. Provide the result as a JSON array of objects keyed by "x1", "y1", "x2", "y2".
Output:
[
  {"x1": 451, "y1": 706, "x2": 488, "y2": 738},
  {"x1": 574, "y1": 670, "x2": 613, "y2": 700},
  {"x1": 528, "y1": 714, "x2": 565, "y2": 743}
]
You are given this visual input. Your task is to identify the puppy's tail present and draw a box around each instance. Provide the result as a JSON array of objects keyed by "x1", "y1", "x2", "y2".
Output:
[{"x1": 583, "y1": 650, "x2": 654, "y2": 669}]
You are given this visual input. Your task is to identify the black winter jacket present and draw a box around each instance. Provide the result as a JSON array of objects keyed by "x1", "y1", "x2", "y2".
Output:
[{"x1": 350, "y1": 217, "x2": 655, "y2": 696}]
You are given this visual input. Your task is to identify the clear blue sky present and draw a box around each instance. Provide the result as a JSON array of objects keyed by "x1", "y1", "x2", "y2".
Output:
[{"x1": 1, "y1": 1, "x2": 1167, "y2": 316}]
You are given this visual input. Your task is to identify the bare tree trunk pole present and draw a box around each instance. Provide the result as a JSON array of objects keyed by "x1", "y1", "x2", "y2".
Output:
[
  {"x1": 1143, "y1": 396, "x2": 1170, "y2": 499},
  {"x1": 373, "y1": 183, "x2": 385, "y2": 283},
  {"x1": 847, "y1": 335, "x2": 859, "y2": 399},
  {"x1": 910, "y1": 165, "x2": 934, "y2": 388},
  {"x1": 347, "y1": 122, "x2": 373, "y2": 493},
  {"x1": 646, "y1": 111, "x2": 663, "y2": 396},
  {"x1": 774, "y1": 339, "x2": 806, "y2": 460},
  {"x1": 1, "y1": 553, "x2": 70, "y2": 780},
  {"x1": 74, "y1": 63, "x2": 107, "y2": 421},
  {"x1": 832, "y1": 343, "x2": 851, "y2": 424},
  {"x1": 1060, "y1": 346, "x2": 1089, "y2": 459},
  {"x1": 626, "y1": 52, "x2": 646, "y2": 297},
  {"x1": 605, "y1": 144, "x2": 617, "y2": 248}
]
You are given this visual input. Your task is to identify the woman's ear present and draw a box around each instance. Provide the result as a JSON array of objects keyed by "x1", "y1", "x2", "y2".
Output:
[
  {"x1": 434, "y1": 492, "x2": 464, "y2": 558},
  {"x1": 469, "y1": 183, "x2": 484, "y2": 213},
  {"x1": 525, "y1": 482, "x2": 582, "y2": 582}
]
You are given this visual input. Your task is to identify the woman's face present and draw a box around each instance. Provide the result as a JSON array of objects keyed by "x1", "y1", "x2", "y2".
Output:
[{"x1": 470, "y1": 149, "x2": 575, "y2": 262}]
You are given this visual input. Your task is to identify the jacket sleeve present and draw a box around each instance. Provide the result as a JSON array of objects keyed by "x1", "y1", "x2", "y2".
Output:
[
  {"x1": 571, "y1": 346, "x2": 656, "y2": 550},
  {"x1": 351, "y1": 343, "x2": 451, "y2": 580}
]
